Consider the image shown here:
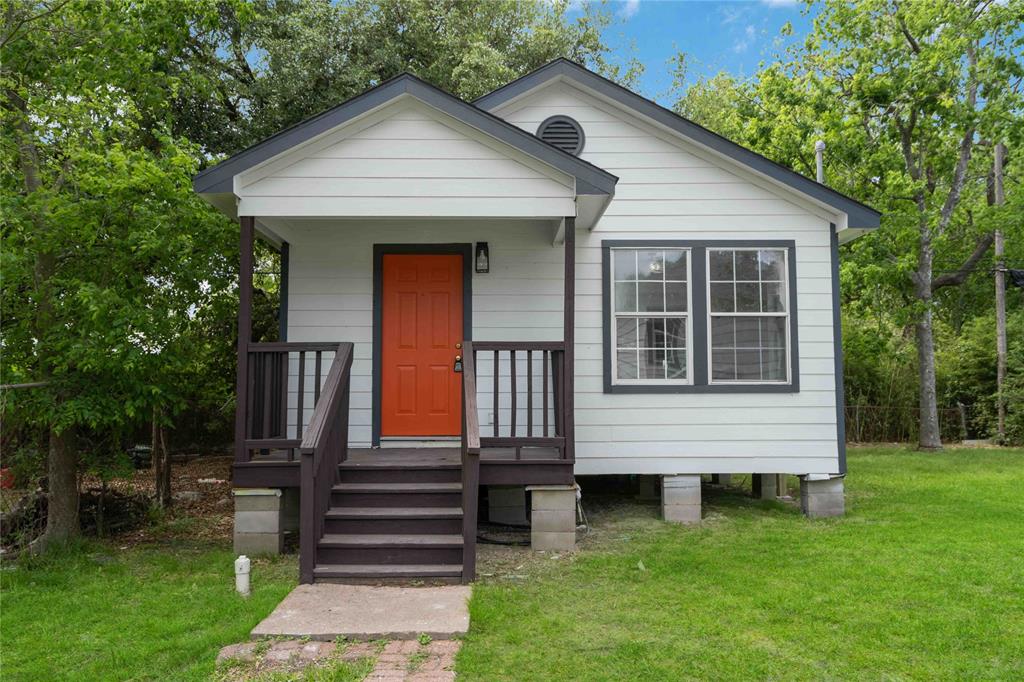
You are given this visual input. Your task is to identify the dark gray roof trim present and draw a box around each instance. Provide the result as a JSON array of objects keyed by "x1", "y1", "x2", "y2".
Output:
[
  {"x1": 193, "y1": 72, "x2": 618, "y2": 196},
  {"x1": 476, "y1": 59, "x2": 880, "y2": 229}
]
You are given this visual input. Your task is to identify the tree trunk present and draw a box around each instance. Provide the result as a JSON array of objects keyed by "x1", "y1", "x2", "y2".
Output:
[
  {"x1": 43, "y1": 427, "x2": 79, "y2": 546},
  {"x1": 9, "y1": 86, "x2": 83, "y2": 547},
  {"x1": 915, "y1": 234, "x2": 942, "y2": 450},
  {"x1": 152, "y1": 411, "x2": 172, "y2": 508}
]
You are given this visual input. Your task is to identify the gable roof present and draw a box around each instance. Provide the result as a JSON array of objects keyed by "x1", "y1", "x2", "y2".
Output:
[
  {"x1": 193, "y1": 72, "x2": 618, "y2": 197},
  {"x1": 475, "y1": 59, "x2": 880, "y2": 230}
]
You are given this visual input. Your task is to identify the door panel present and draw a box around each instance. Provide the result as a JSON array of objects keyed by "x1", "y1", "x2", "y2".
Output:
[{"x1": 381, "y1": 254, "x2": 463, "y2": 436}]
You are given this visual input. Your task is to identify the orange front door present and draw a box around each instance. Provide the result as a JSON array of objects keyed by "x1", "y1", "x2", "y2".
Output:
[{"x1": 381, "y1": 254, "x2": 463, "y2": 436}]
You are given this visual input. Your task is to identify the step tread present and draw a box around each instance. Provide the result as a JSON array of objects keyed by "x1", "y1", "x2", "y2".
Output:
[
  {"x1": 319, "y1": 533, "x2": 463, "y2": 547},
  {"x1": 338, "y1": 462, "x2": 461, "y2": 470},
  {"x1": 333, "y1": 482, "x2": 462, "y2": 493},
  {"x1": 325, "y1": 506, "x2": 463, "y2": 519},
  {"x1": 313, "y1": 563, "x2": 463, "y2": 577}
]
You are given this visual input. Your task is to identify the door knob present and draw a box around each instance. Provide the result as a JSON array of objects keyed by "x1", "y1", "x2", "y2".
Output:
[{"x1": 453, "y1": 355, "x2": 463, "y2": 373}]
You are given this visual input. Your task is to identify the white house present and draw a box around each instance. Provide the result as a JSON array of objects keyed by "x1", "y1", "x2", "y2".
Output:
[{"x1": 194, "y1": 59, "x2": 879, "y2": 584}]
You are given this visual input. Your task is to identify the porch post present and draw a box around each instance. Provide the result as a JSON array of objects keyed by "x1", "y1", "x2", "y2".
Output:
[
  {"x1": 234, "y1": 216, "x2": 255, "y2": 463},
  {"x1": 563, "y1": 216, "x2": 575, "y2": 461}
]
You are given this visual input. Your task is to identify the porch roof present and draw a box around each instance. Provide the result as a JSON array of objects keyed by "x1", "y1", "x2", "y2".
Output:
[{"x1": 193, "y1": 72, "x2": 618, "y2": 223}]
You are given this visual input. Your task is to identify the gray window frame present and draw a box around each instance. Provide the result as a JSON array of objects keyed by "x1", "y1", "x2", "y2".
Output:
[
  {"x1": 609, "y1": 247, "x2": 694, "y2": 386},
  {"x1": 602, "y1": 239, "x2": 800, "y2": 394}
]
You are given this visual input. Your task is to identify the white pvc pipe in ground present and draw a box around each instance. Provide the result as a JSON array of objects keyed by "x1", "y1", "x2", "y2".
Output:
[{"x1": 235, "y1": 555, "x2": 251, "y2": 597}]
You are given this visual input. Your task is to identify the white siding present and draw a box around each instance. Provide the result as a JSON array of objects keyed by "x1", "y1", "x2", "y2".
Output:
[
  {"x1": 282, "y1": 219, "x2": 565, "y2": 448},
  {"x1": 236, "y1": 99, "x2": 575, "y2": 218},
  {"x1": 274, "y1": 80, "x2": 843, "y2": 477},
  {"x1": 490, "y1": 81, "x2": 842, "y2": 476}
]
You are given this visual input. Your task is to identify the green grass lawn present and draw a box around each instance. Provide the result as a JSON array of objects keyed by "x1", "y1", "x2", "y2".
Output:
[
  {"x1": 459, "y1": 447, "x2": 1024, "y2": 680},
  {"x1": 0, "y1": 542, "x2": 297, "y2": 681},
  {"x1": 3, "y1": 447, "x2": 1022, "y2": 681}
]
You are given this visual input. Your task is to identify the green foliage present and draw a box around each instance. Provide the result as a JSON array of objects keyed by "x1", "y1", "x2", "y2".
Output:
[
  {"x1": 674, "y1": 0, "x2": 1024, "y2": 443},
  {"x1": 943, "y1": 309, "x2": 1024, "y2": 444},
  {"x1": 174, "y1": 0, "x2": 639, "y2": 155}
]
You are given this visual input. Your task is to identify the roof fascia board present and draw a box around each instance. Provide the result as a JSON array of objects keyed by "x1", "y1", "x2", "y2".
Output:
[
  {"x1": 477, "y1": 60, "x2": 879, "y2": 229},
  {"x1": 195, "y1": 72, "x2": 616, "y2": 197}
]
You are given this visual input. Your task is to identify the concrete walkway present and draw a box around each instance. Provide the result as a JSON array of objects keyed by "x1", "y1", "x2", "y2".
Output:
[{"x1": 251, "y1": 584, "x2": 472, "y2": 641}]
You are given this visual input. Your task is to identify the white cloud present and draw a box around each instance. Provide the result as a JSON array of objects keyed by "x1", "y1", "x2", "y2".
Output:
[
  {"x1": 761, "y1": 0, "x2": 799, "y2": 6},
  {"x1": 733, "y1": 24, "x2": 756, "y2": 53},
  {"x1": 618, "y1": 0, "x2": 640, "y2": 20},
  {"x1": 720, "y1": 6, "x2": 743, "y2": 25}
]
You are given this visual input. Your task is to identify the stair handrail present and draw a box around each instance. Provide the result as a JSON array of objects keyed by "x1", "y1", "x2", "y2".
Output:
[
  {"x1": 298, "y1": 342, "x2": 353, "y2": 584},
  {"x1": 460, "y1": 340, "x2": 481, "y2": 583}
]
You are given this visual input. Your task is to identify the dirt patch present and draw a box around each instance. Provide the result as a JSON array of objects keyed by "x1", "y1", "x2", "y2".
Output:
[
  {"x1": 98, "y1": 455, "x2": 235, "y2": 546},
  {"x1": 0, "y1": 456, "x2": 236, "y2": 552}
]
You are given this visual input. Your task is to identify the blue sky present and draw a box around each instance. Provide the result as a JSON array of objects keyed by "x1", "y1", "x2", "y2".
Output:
[{"x1": 570, "y1": 0, "x2": 817, "y2": 104}]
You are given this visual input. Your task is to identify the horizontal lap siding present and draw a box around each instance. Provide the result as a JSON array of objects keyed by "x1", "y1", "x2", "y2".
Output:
[
  {"x1": 238, "y1": 103, "x2": 574, "y2": 218},
  {"x1": 285, "y1": 220, "x2": 564, "y2": 447},
  {"x1": 493, "y1": 82, "x2": 841, "y2": 475}
]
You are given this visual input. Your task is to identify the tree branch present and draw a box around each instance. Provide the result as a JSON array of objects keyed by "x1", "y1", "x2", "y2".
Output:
[
  {"x1": 932, "y1": 232, "x2": 995, "y2": 290},
  {"x1": 936, "y1": 43, "x2": 979, "y2": 236}
]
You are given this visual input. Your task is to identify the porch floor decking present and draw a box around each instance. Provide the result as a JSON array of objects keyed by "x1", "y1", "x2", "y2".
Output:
[{"x1": 248, "y1": 446, "x2": 563, "y2": 465}]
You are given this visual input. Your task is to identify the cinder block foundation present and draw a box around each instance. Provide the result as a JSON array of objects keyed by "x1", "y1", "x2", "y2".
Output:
[
  {"x1": 753, "y1": 473, "x2": 785, "y2": 500},
  {"x1": 527, "y1": 485, "x2": 577, "y2": 551},
  {"x1": 662, "y1": 475, "x2": 701, "y2": 524},
  {"x1": 800, "y1": 475, "x2": 845, "y2": 518},
  {"x1": 488, "y1": 485, "x2": 528, "y2": 526},
  {"x1": 234, "y1": 488, "x2": 283, "y2": 555},
  {"x1": 281, "y1": 487, "x2": 300, "y2": 533}
]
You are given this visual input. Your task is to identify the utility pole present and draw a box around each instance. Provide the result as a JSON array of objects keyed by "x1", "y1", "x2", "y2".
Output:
[{"x1": 994, "y1": 142, "x2": 1007, "y2": 442}]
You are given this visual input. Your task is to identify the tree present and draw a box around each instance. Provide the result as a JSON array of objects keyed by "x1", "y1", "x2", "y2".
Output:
[
  {"x1": 674, "y1": 0, "x2": 1024, "y2": 449},
  {"x1": 1, "y1": 0, "x2": 235, "y2": 545},
  {"x1": 172, "y1": 0, "x2": 640, "y2": 156},
  {"x1": 2, "y1": 0, "x2": 636, "y2": 546}
]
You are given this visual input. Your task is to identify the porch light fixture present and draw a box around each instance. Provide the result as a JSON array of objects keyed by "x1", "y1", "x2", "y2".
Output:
[{"x1": 475, "y1": 242, "x2": 489, "y2": 273}]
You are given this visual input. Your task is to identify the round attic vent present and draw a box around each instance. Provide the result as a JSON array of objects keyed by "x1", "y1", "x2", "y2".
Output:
[{"x1": 537, "y1": 115, "x2": 585, "y2": 156}]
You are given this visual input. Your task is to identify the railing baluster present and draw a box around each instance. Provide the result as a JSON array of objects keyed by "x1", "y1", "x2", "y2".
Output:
[
  {"x1": 527, "y1": 350, "x2": 533, "y2": 438},
  {"x1": 246, "y1": 352, "x2": 255, "y2": 442},
  {"x1": 279, "y1": 352, "x2": 288, "y2": 440},
  {"x1": 493, "y1": 350, "x2": 499, "y2": 438},
  {"x1": 297, "y1": 351, "x2": 306, "y2": 439},
  {"x1": 543, "y1": 350, "x2": 549, "y2": 438},
  {"x1": 510, "y1": 350, "x2": 517, "y2": 437},
  {"x1": 262, "y1": 353, "x2": 272, "y2": 439},
  {"x1": 314, "y1": 351, "x2": 322, "y2": 402}
]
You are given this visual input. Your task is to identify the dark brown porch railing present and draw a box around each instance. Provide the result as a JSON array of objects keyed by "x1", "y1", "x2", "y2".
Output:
[
  {"x1": 471, "y1": 341, "x2": 570, "y2": 460},
  {"x1": 298, "y1": 342, "x2": 353, "y2": 584},
  {"x1": 460, "y1": 341, "x2": 481, "y2": 583},
  {"x1": 239, "y1": 342, "x2": 341, "y2": 463}
]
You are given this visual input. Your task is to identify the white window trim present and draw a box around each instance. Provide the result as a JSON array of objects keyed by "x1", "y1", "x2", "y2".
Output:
[
  {"x1": 705, "y1": 247, "x2": 791, "y2": 385},
  {"x1": 610, "y1": 247, "x2": 693, "y2": 386}
]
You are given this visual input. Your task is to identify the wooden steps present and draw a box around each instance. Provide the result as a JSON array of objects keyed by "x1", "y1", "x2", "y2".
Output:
[{"x1": 311, "y1": 459, "x2": 466, "y2": 582}]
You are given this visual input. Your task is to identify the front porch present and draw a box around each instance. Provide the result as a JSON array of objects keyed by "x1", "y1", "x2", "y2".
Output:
[{"x1": 231, "y1": 214, "x2": 581, "y2": 584}]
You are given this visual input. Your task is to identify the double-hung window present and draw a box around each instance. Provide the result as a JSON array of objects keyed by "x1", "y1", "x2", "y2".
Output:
[
  {"x1": 708, "y1": 248, "x2": 789, "y2": 383},
  {"x1": 610, "y1": 248, "x2": 691, "y2": 384},
  {"x1": 603, "y1": 240, "x2": 797, "y2": 393}
]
